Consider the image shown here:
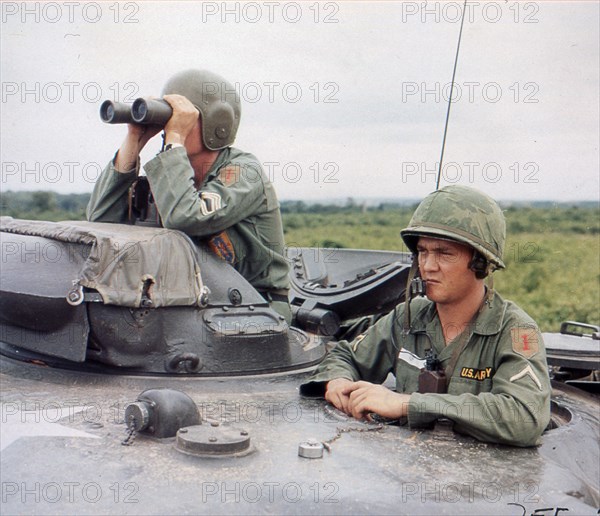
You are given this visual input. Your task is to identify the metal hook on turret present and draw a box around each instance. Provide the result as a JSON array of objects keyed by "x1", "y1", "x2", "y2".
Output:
[{"x1": 66, "y1": 282, "x2": 84, "y2": 306}]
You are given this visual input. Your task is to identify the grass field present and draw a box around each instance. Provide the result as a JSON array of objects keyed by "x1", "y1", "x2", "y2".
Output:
[{"x1": 282, "y1": 208, "x2": 600, "y2": 332}]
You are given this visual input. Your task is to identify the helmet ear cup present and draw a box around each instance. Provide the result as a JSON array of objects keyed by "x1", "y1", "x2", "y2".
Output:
[
  {"x1": 204, "y1": 102, "x2": 235, "y2": 150},
  {"x1": 469, "y1": 251, "x2": 489, "y2": 279}
]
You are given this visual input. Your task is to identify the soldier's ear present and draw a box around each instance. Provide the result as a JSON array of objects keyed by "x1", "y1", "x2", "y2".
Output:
[{"x1": 469, "y1": 251, "x2": 489, "y2": 279}]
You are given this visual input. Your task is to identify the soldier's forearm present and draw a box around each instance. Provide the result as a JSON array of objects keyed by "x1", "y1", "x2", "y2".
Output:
[
  {"x1": 86, "y1": 160, "x2": 137, "y2": 223},
  {"x1": 407, "y1": 391, "x2": 549, "y2": 447},
  {"x1": 114, "y1": 137, "x2": 143, "y2": 173}
]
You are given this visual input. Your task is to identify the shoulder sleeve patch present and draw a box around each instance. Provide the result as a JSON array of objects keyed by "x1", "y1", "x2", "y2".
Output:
[
  {"x1": 208, "y1": 231, "x2": 236, "y2": 264},
  {"x1": 218, "y1": 165, "x2": 241, "y2": 187},
  {"x1": 510, "y1": 327, "x2": 540, "y2": 359}
]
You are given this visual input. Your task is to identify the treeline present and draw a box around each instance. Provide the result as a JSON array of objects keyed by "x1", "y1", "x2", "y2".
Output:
[
  {"x1": 502, "y1": 205, "x2": 599, "y2": 234},
  {"x1": 279, "y1": 199, "x2": 420, "y2": 214},
  {"x1": 1, "y1": 191, "x2": 598, "y2": 236},
  {"x1": 1, "y1": 191, "x2": 90, "y2": 221},
  {"x1": 282, "y1": 203, "x2": 600, "y2": 237}
]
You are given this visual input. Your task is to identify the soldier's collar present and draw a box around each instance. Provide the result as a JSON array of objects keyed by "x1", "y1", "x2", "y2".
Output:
[
  {"x1": 472, "y1": 290, "x2": 506, "y2": 335},
  {"x1": 203, "y1": 148, "x2": 231, "y2": 183}
]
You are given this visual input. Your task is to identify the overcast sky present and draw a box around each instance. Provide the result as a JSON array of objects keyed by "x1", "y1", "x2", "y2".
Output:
[{"x1": 2, "y1": 1, "x2": 599, "y2": 202}]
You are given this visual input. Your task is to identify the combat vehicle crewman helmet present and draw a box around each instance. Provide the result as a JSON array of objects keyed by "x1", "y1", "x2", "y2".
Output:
[{"x1": 162, "y1": 69, "x2": 241, "y2": 151}]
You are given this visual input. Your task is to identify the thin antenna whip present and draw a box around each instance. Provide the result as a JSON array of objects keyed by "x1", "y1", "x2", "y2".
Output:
[{"x1": 436, "y1": 0, "x2": 468, "y2": 190}]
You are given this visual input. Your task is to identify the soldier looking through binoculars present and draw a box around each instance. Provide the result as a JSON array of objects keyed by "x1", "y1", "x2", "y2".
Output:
[{"x1": 87, "y1": 69, "x2": 292, "y2": 323}]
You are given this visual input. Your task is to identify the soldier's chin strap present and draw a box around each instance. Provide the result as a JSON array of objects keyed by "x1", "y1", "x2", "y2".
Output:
[
  {"x1": 484, "y1": 259, "x2": 499, "y2": 307},
  {"x1": 485, "y1": 274, "x2": 495, "y2": 306},
  {"x1": 402, "y1": 258, "x2": 421, "y2": 334}
]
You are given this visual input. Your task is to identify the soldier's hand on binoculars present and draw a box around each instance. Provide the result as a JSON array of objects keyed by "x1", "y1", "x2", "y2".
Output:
[
  {"x1": 163, "y1": 94, "x2": 199, "y2": 144},
  {"x1": 115, "y1": 120, "x2": 162, "y2": 172},
  {"x1": 127, "y1": 122, "x2": 163, "y2": 148}
]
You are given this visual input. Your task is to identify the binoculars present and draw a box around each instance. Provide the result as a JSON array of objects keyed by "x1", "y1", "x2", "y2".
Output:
[{"x1": 100, "y1": 98, "x2": 173, "y2": 125}]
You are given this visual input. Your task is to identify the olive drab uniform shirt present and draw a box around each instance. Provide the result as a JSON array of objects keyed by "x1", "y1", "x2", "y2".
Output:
[
  {"x1": 86, "y1": 147, "x2": 290, "y2": 293},
  {"x1": 300, "y1": 293, "x2": 551, "y2": 447}
]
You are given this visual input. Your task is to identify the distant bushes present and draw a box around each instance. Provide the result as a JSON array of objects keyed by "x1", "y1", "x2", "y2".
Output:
[{"x1": 1, "y1": 191, "x2": 89, "y2": 221}]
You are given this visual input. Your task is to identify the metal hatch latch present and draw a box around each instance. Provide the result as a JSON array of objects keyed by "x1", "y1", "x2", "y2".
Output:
[{"x1": 66, "y1": 282, "x2": 84, "y2": 306}]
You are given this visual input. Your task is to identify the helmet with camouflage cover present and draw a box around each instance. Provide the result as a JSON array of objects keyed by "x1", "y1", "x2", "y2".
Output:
[
  {"x1": 400, "y1": 185, "x2": 506, "y2": 270},
  {"x1": 162, "y1": 69, "x2": 241, "y2": 151}
]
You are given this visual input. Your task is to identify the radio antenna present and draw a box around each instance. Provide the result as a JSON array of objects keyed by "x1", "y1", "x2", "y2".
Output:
[{"x1": 436, "y1": 0, "x2": 468, "y2": 190}]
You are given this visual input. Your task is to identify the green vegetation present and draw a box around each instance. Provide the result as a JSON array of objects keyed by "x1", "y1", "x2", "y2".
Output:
[
  {"x1": 1, "y1": 191, "x2": 89, "y2": 221},
  {"x1": 496, "y1": 233, "x2": 599, "y2": 331},
  {"x1": 2, "y1": 191, "x2": 598, "y2": 332}
]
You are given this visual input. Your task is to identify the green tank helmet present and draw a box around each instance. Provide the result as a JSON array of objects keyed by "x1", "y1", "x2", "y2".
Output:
[
  {"x1": 162, "y1": 69, "x2": 241, "y2": 151},
  {"x1": 400, "y1": 185, "x2": 506, "y2": 270}
]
